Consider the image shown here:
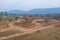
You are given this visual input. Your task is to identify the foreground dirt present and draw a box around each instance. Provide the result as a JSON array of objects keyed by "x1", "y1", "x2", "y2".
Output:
[
  {"x1": 1, "y1": 23, "x2": 60, "y2": 40},
  {"x1": 0, "y1": 21, "x2": 60, "y2": 40},
  {"x1": 0, "y1": 19, "x2": 60, "y2": 40}
]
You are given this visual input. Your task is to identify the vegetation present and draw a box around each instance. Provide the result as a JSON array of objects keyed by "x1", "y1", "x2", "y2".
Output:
[
  {"x1": 0, "y1": 15, "x2": 3, "y2": 21},
  {"x1": 15, "y1": 16, "x2": 18, "y2": 21},
  {"x1": 45, "y1": 19, "x2": 49, "y2": 23}
]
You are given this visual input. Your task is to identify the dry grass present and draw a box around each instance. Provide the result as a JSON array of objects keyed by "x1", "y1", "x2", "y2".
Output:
[
  {"x1": 3, "y1": 24, "x2": 60, "y2": 40},
  {"x1": 0, "y1": 30, "x2": 21, "y2": 37}
]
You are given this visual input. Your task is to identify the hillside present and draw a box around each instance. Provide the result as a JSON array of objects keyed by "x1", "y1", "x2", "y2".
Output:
[
  {"x1": 6, "y1": 7, "x2": 60, "y2": 14},
  {"x1": 4, "y1": 24, "x2": 60, "y2": 40}
]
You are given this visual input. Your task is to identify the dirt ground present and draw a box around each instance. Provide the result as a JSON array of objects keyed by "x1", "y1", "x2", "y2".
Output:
[{"x1": 0, "y1": 17, "x2": 60, "y2": 40}]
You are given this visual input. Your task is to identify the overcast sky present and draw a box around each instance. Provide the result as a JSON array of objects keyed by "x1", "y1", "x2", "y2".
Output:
[{"x1": 0, "y1": 0, "x2": 60, "y2": 11}]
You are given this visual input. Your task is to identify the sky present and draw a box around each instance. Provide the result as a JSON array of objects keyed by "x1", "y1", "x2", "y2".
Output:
[{"x1": 0, "y1": 0, "x2": 60, "y2": 11}]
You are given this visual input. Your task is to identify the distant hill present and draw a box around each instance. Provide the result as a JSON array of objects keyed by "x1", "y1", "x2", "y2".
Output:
[
  {"x1": 8, "y1": 10, "x2": 25, "y2": 14},
  {"x1": 7, "y1": 7, "x2": 60, "y2": 14}
]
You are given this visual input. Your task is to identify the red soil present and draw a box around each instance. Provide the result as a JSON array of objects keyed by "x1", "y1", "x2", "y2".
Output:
[
  {"x1": 0, "y1": 24, "x2": 10, "y2": 31},
  {"x1": 24, "y1": 24, "x2": 36, "y2": 29}
]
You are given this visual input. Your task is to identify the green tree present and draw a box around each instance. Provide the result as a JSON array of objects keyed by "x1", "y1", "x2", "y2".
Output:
[
  {"x1": 0, "y1": 16, "x2": 3, "y2": 21},
  {"x1": 15, "y1": 16, "x2": 18, "y2": 21},
  {"x1": 45, "y1": 19, "x2": 49, "y2": 23}
]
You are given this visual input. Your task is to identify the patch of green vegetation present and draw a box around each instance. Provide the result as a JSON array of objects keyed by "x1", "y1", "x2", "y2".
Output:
[
  {"x1": 45, "y1": 19, "x2": 49, "y2": 23},
  {"x1": 0, "y1": 15, "x2": 3, "y2": 21},
  {"x1": 15, "y1": 16, "x2": 19, "y2": 21}
]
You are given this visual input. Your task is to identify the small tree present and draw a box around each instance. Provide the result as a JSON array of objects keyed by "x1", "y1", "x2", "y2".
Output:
[
  {"x1": 0, "y1": 18, "x2": 1, "y2": 21},
  {"x1": 15, "y1": 16, "x2": 18, "y2": 21},
  {"x1": 45, "y1": 19, "x2": 49, "y2": 23},
  {"x1": 0, "y1": 16, "x2": 2, "y2": 21}
]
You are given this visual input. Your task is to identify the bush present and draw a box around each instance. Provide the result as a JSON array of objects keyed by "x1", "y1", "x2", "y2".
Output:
[
  {"x1": 45, "y1": 19, "x2": 49, "y2": 23},
  {"x1": 15, "y1": 16, "x2": 18, "y2": 21},
  {"x1": 0, "y1": 15, "x2": 3, "y2": 21}
]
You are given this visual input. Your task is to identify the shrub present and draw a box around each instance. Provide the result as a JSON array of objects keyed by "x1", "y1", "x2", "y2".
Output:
[{"x1": 15, "y1": 16, "x2": 18, "y2": 21}]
